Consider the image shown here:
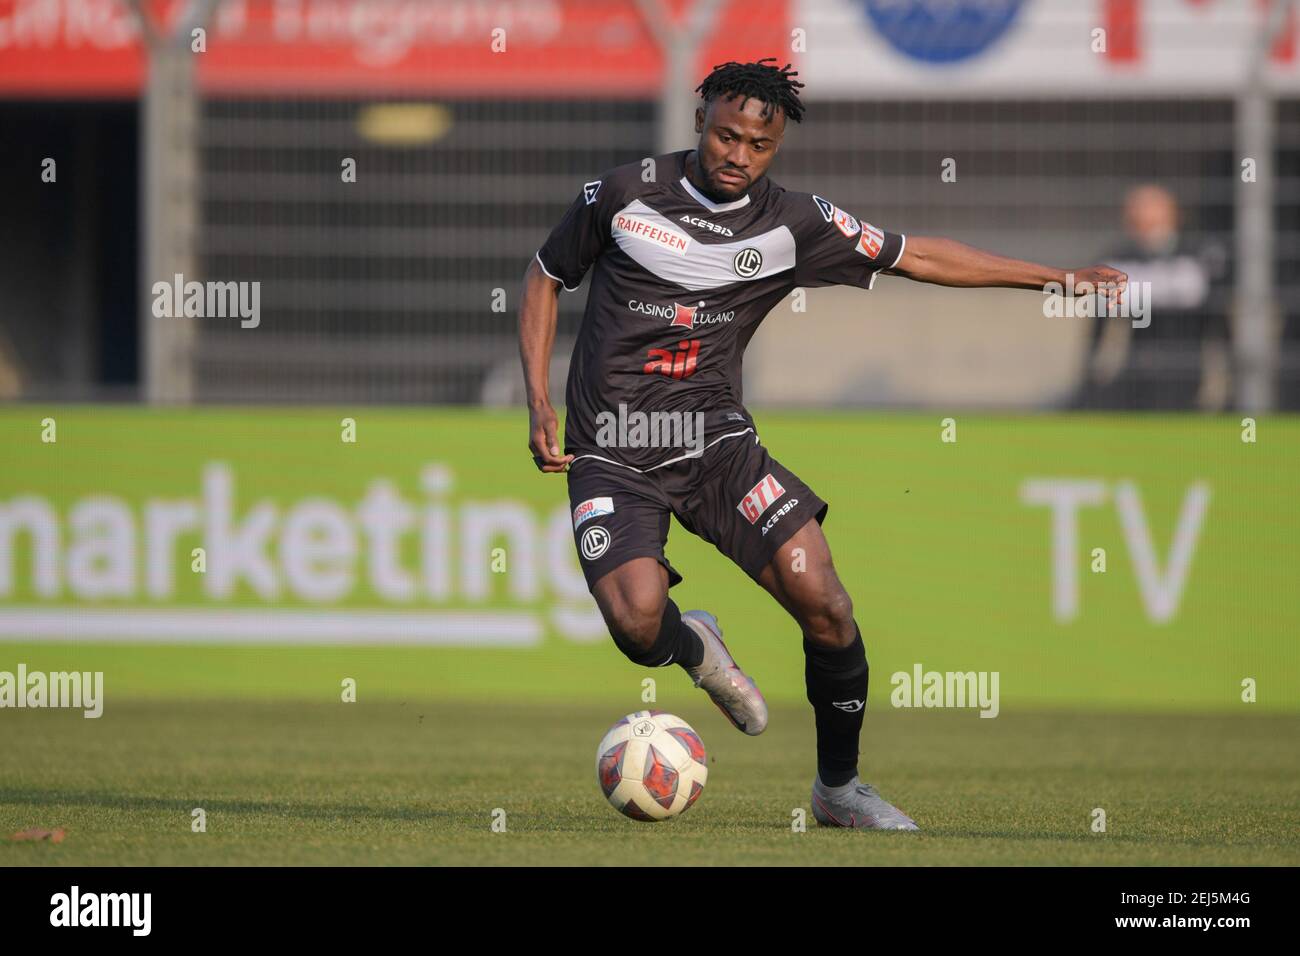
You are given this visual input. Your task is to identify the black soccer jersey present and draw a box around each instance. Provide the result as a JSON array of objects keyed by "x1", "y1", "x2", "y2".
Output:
[{"x1": 536, "y1": 148, "x2": 905, "y2": 472}]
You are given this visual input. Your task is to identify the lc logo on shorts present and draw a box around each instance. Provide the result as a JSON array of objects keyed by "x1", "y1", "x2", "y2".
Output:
[{"x1": 581, "y1": 525, "x2": 613, "y2": 561}]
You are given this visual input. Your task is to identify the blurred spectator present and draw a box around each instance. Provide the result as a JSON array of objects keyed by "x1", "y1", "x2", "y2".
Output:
[{"x1": 1076, "y1": 184, "x2": 1232, "y2": 411}]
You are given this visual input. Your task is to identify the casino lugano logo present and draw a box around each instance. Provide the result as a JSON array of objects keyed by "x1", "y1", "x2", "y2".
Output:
[{"x1": 733, "y1": 247, "x2": 763, "y2": 278}]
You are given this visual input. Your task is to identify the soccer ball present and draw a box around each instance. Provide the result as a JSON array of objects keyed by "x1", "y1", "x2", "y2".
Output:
[{"x1": 595, "y1": 710, "x2": 708, "y2": 821}]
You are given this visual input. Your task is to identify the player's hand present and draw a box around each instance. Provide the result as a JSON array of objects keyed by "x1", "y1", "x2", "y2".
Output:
[
  {"x1": 528, "y1": 403, "x2": 574, "y2": 473},
  {"x1": 1071, "y1": 265, "x2": 1129, "y2": 309}
]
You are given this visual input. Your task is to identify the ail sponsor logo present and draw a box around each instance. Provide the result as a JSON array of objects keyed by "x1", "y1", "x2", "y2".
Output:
[
  {"x1": 644, "y1": 340, "x2": 700, "y2": 380},
  {"x1": 736, "y1": 473, "x2": 786, "y2": 525},
  {"x1": 678, "y1": 213, "x2": 734, "y2": 236},
  {"x1": 572, "y1": 496, "x2": 614, "y2": 531}
]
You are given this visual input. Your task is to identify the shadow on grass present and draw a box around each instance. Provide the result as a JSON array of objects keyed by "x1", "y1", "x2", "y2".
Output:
[{"x1": 0, "y1": 788, "x2": 468, "y2": 825}]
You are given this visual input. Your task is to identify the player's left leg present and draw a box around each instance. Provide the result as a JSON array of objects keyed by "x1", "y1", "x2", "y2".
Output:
[{"x1": 756, "y1": 518, "x2": 918, "y2": 831}]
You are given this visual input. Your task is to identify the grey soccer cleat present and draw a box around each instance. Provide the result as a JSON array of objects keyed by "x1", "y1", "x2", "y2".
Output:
[
  {"x1": 681, "y1": 610, "x2": 769, "y2": 736},
  {"x1": 811, "y1": 774, "x2": 920, "y2": 831}
]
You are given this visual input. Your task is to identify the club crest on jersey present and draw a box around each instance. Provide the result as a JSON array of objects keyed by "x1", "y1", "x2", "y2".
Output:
[
  {"x1": 572, "y1": 496, "x2": 614, "y2": 530},
  {"x1": 855, "y1": 222, "x2": 885, "y2": 259},
  {"x1": 732, "y1": 247, "x2": 763, "y2": 278},
  {"x1": 736, "y1": 473, "x2": 786, "y2": 525},
  {"x1": 583, "y1": 180, "x2": 602, "y2": 205}
]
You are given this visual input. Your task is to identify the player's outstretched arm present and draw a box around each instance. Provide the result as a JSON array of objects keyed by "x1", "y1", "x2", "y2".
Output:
[
  {"x1": 885, "y1": 235, "x2": 1127, "y2": 304},
  {"x1": 518, "y1": 256, "x2": 575, "y2": 474}
]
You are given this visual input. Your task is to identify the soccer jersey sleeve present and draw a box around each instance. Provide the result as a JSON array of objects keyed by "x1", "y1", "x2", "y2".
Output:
[
  {"x1": 536, "y1": 176, "x2": 615, "y2": 292},
  {"x1": 792, "y1": 193, "x2": 905, "y2": 291}
]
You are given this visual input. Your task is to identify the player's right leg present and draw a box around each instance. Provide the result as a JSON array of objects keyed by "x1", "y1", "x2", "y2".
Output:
[{"x1": 569, "y1": 458, "x2": 767, "y2": 735}]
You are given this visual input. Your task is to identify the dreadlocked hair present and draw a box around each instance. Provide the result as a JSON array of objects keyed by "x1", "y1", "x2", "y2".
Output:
[{"x1": 694, "y1": 57, "x2": 806, "y2": 125}]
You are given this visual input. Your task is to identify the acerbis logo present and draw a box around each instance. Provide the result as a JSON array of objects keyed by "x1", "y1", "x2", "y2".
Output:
[
  {"x1": 580, "y1": 526, "x2": 612, "y2": 560},
  {"x1": 832, "y1": 699, "x2": 864, "y2": 713},
  {"x1": 678, "y1": 214, "x2": 734, "y2": 237},
  {"x1": 732, "y1": 247, "x2": 763, "y2": 278},
  {"x1": 627, "y1": 299, "x2": 735, "y2": 330},
  {"x1": 761, "y1": 497, "x2": 799, "y2": 537},
  {"x1": 583, "y1": 180, "x2": 602, "y2": 204}
]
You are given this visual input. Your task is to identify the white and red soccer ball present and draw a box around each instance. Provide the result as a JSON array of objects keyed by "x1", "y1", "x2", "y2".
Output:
[{"x1": 595, "y1": 710, "x2": 708, "y2": 821}]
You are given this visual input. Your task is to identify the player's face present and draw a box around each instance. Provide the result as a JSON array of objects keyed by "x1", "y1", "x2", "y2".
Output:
[{"x1": 692, "y1": 96, "x2": 784, "y2": 201}]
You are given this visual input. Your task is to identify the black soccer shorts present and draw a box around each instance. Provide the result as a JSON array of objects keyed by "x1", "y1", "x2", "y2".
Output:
[{"x1": 565, "y1": 433, "x2": 829, "y2": 590}]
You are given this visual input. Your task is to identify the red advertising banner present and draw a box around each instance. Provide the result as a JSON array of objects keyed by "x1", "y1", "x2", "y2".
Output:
[{"x1": 0, "y1": 0, "x2": 791, "y2": 98}]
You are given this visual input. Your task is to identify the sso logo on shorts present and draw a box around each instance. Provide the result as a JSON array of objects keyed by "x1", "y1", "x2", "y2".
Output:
[
  {"x1": 733, "y1": 247, "x2": 763, "y2": 278},
  {"x1": 737, "y1": 473, "x2": 786, "y2": 525},
  {"x1": 573, "y1": 496, "x2": 614, "y2": 530},
  {"x1": 861, "y1": 0, "x2": 1024, "y2": 65},
  {"x1": 581, "y1": 526, "x2": 613, "y2": 560}
]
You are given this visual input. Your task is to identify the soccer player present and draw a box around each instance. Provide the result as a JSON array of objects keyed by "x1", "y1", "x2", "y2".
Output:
[{"x1": 519, "y1": 58, "x2": 1126, "y2": 830}]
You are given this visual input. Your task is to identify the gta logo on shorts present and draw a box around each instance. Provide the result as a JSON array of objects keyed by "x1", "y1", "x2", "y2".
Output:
[
  {"x1": 736, "y1": 474, "x2": 786, "y2": 525},
  {"x1": 581, "y1": 525, "x2": 612, "y2": 560},
  {"x1": 573, "y1": 496, "x2": 614, "y2": 531}
]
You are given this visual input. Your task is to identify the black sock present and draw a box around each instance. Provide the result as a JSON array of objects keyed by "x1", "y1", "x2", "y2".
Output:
[
  {"x1": 611, "y1": 599, "x2": 705, "y2": 670},
  {"x1": 804, "y1": 623, "x2": 868, "y2": 787}
]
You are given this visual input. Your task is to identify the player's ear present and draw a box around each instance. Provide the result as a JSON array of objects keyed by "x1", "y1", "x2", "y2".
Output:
[{"x1": 694, "y1": 107, "x2": 704, "y2": 134}]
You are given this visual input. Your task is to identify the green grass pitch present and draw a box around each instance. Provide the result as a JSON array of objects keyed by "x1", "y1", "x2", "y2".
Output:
[{"x1": 2, "y1": 696, "x2": 1296, "y2": 866}]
